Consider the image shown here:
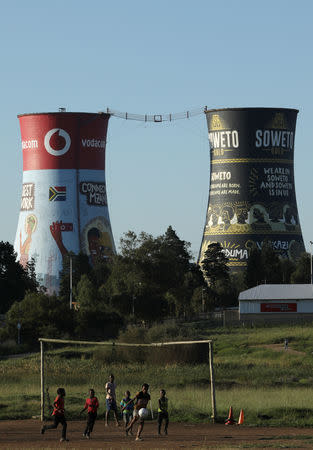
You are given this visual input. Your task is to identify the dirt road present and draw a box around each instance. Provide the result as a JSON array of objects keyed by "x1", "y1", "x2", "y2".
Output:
[{"x1": 1, "y1": 420, "x2": 313, "y2": 449}]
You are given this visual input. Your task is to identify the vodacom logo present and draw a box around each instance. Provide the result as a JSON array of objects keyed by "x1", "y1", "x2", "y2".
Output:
[{"x1": 44, "y1": 128, "x2": 71, "y2": 156}]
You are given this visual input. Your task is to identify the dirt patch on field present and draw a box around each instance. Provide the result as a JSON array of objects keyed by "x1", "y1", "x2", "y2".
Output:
[
  {"x1": 257, "y1": 344, "x2": 306, "y2": 355},
  {"x1": 1, "y1": 420, "x2": 313, "y2": 449}
]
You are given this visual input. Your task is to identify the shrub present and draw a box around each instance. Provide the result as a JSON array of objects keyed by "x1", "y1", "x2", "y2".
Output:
[{"x1": 118, "y1": 325, "x2": 147, "y2": 344}]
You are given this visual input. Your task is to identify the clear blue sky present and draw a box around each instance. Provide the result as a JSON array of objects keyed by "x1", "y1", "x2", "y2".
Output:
[{"x1": 1, "y1": 0, "x2": 313, "y2": 259}]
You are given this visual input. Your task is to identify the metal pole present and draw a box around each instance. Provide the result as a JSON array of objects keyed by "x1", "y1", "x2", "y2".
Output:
[
  {"x1": 202, "y1": 288, "x2": 205, "y2": 314},
  {"x1": 17, "y1": 322, "x2": 21, "y2": 345},
  {"x1": 40, "y1": 340, "x2": 45, "y2": 422},
  {"x1": 209, "y1": 341, "x2": 217, "y2": 422},
  {"x1": 310, "y1": 241, "x2": 313, "y2": 284},
  {"x1": 149, "y1": 387, "x2": 154, "y2": 419},
  {"x1": 69, "y1": 255, "x2": 73, "y2": 309}
]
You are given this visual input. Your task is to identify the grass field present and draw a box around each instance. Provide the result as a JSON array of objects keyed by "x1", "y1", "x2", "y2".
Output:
[{"x1": 2, "y1": 323, "x2": 313, "y2": 425}]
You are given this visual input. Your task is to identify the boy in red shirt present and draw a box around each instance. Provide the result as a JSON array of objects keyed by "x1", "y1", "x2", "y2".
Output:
[
  {"x1": 41, "y1": 387, "x2": 68, "y2": 442},
  {"x1": 80, "y1": 389, "x2": 99, "y2": 439}
]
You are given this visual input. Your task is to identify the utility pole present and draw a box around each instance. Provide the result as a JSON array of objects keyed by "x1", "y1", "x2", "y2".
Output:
[
  {"x1": 310, "y1": 241, "x2": 313, "y2": 284},
  {"x1": 202, "y1": 288, "x2": 206, "y2": 313},
  {"x1": 69, "y1": 255, "x2": 73, "y2": 309}
]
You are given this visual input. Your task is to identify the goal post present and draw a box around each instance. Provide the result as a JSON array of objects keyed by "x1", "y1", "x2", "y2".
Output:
[{"x1": 38, "y1": 338, "x2": 216, "y2": 423}]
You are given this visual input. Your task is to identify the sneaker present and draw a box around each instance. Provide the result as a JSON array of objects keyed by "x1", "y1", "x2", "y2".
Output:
[
  {"x1": 164, "y1": 429, "x2": 168, "y2": 435},
  {"x1": 40, "y1": 426, "x2": 46, "y2": 435},
  {"x1": 82, "y1": 433, "x2": 86, "y2": 437},
  {"x1": 135, "y1": 436, "x2": 143, "y2": 441},
  {"x1": 60, "y1": 438, "x2": 69, "y2": 442},
  {"x1": 86, "y1": 435, "x2": 90, "y2": 439}
]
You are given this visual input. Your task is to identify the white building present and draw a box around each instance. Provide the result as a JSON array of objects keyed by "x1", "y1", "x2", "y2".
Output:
[{"x1": 239, "y1": 284, "x2": 313, "y2": 322}]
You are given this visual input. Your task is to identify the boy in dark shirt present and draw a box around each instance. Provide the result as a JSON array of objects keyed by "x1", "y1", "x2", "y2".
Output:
[
  {"x1": 40, "y1": 387, "x2": 68, "y2": 442},
  {"x1": 80, "y1": 388, "x2": 99, "y2": 439},
  {"x1": 123, "y1": 383, "x2": 151, "y2": 441},
  {"x1": 158, "y1": 389, "x2": 169, "y2": 435}
]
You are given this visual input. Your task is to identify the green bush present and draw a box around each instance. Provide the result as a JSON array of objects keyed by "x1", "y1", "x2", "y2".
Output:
[
  {"x1": 0, "y1": 339, "x2": 29, "y2": 356},
  {"x1": 118, "y1": 325, "x2": 147, "y2": 343},
  {"x1": 118, "y1": 322, "x2": 201, "y2": 345},
  {"x1": 93, "y1": 342, "x2": 208, "y2": 365}
]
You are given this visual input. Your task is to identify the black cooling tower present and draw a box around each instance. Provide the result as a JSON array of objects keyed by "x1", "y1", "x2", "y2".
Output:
[{"x1": 199, "y1": 107, "x2": 305, "y2": 271}]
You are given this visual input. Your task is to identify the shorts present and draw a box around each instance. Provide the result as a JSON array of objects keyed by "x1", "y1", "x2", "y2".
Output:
[
  {"x1": 158, "y1": 411, "x2": 169, "y2": 424},
  {"x1": 133, "y1": 408, "x2": 145, "y2": 423},
  {"x1": 123, "y1": 411, "x2": 133, "y2": 424},
  {"x1": 106, "y1": 399, "x2": 117, "y2": 411}
]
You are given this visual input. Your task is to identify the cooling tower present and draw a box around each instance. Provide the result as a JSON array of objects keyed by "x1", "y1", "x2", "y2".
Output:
[
  {"x1": 14, "y1": 112, "x2": 115, "y2": 293},
  {"x1": 199, "y1": 108, "x2": 305, "y2": 271}
]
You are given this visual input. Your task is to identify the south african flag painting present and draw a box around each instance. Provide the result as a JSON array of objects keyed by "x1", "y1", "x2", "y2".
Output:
[{"x1": 49, "y1": 186, "x2": 66, "y2": 201}]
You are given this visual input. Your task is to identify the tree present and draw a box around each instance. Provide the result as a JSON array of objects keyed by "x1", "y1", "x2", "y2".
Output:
[
  {"x1": 106, "y1": 253, "x2": 166, "y2": 321},
  {"x1": 90, "y1": 256, "x2": 112, "y2": 290},
  {"x1": 245, "y1": 241, "x2": 294, "y2": 287},
  {"x1": 280, "y1": 258, "x2": 296, "y2": 283},
  {"x1": 156, "y1": 226, "x2": 192, "y2": 291},
  {"x1": 151, "y1": 226, "x2": 195, "y2": 317},
  {"x1": 261, "y1": 241, "x2": 282, "y2": 283},
  {"x1": 59, "y1": 252, "x2": 91, "y2": 298},
  {"x1": 165, "y1": 263, "x2": 206, "y2": 317},
  {"x1": 0, "y1": 241, "x2": 38, "y2": 313},
  {"x1": 245, "y1": 247, "x2": 263, "y2": 288},
  {"x1": 106, "y1": 227, "x2": 203, "y2": 320},
  {"x1": 5, "y1": 291, "x2": 74, "y2": 345},
  {"x1": 201, "y1": 243, "x2": 230, "y2": 288},
  {"x1": 290, "y1": 253, "x2": 310, "y2": 283},
  {"x1": 215, "y1": 273, "x2": 243, "y2": 308},
  {"x1": 74, "y1": 274, "x2": 123, "y2": 339}
]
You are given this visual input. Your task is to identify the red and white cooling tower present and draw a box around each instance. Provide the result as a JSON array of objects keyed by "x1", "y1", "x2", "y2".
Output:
[{"x1": 14, "y1": 112, "x2": 116, "y2": 293}]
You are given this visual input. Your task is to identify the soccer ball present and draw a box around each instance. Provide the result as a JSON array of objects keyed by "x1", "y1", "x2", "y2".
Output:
[{"x1": 138, "y1": 408, "x2": 149, "y2": 419}]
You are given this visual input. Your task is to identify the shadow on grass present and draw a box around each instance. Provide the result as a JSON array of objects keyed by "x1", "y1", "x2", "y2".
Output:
[
  {"x1": 259, "y1": 435, "x2": 313, "y2": 441},
  {"x1": 241, "y1": 445, "x2": 310, "y2": 449}
]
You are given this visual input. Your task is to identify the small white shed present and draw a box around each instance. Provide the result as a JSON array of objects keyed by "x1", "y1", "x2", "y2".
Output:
[{"x1": 239, "y1": 284, "x2": 313, "y2": 322}]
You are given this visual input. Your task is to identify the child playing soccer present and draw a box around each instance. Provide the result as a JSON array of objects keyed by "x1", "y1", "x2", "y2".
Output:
[
  {"x1": 105, "y1": 374, "x2": 119, "y2": 426},
  {"x1": 120, "y1": 390, "x2": 134, "y2": 434},
  {"x1": 80, "y1": 388, "x2": 99, "y2": 439},
  {"x1": 123, "y1": 383, "x2": 151, "y2": 441},
  {"x1": 157, "y1": 389, "x2": 169, "y2": 435},
  {"x1": 41, "y1": 387, "x2": 68, "y2": 442}
]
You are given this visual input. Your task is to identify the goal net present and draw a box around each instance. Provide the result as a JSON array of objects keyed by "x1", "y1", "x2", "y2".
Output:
[{"x1": 39, "y1": 338, "x2": 216, "y2": 423}]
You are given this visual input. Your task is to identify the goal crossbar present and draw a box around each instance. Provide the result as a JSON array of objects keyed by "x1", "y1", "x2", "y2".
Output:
[
  {"x1": 39, "y1": 337, "x2": 212, "y2": 346},
  {"x1": 38, "y1": 338, "x2": 216, "y2": 422}
]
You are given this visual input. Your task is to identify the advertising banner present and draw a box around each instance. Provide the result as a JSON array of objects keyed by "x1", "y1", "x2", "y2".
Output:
[
  {"x1": 199, "y1": 108, "x2": 305, "y2": 270},
  {"x1": 261, "y1": 303, "x2": 297, "y2": 313}
]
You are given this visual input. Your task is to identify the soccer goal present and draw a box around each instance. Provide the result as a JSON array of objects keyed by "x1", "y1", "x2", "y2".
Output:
[{"x1": 38, "y1": 338, "x2": 216, "y2": 423}]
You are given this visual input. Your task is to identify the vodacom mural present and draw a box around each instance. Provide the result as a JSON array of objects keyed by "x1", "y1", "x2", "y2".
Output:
[{"x1": 14, "y1": 112, "x2": 116, "y2": 294}]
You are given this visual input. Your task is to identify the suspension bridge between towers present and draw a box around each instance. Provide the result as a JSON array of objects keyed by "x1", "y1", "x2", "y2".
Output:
[{"x1": 104, "y1": 106, "x2": 207, "y2": 122}]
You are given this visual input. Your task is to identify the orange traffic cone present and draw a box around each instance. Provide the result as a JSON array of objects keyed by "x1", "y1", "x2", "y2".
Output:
[
  {"x1": 237, "y1": 409, "x2": 244, "y2": 425},
  {"x1": 225, "y1": 406, "x2": 236, "y2": 425}
]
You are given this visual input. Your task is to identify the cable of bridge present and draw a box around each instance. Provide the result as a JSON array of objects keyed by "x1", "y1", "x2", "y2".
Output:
[{"x1": 103, "y1": 106, "x2": 207, "y2": 122}]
